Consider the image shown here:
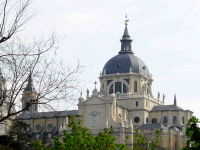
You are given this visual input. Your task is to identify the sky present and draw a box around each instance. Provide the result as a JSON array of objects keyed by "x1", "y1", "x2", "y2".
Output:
[{"x1": 21, "y1": 0, "x2": 200, "y2": 118}]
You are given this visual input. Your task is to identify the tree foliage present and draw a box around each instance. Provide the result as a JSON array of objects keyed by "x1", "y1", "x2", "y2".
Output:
[
  {"x1": 133, "y1": 129, "x2": 161, "y2": 150},
  {"x1": 34, "y1": 116, "x2": 127, "y2": 150},
  {"x1": 182, "y1": 116, "x2": 200, "y2": 150},
  {"x1": 0, "y1": 120, "x2": 34, "y2": 150}
]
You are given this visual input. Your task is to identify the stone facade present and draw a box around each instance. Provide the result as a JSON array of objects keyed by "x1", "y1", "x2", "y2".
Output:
[
  {"x1": 17, "y1": 20, "x2": 193, "y2": 150},
  {"x1": 17, "y1": 110, "x2": 78, "y2": 142},
  {"x1": 78, "y1": 21, "x2": 193, "y2": 150}
]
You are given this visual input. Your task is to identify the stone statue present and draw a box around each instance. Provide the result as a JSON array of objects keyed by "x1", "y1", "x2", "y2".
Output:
[
  {"x1": 86, "y1": 89, "x2": 89, "y2": 98},
  {"x1": 162, "y1": 94, "x2": 165, "y2": 101},
  {"x1": 157, "y1": 92, "x2": 160, "y2": 99}
]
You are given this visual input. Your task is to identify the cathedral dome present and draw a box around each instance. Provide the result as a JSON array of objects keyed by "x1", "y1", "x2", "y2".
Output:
[
  {"x1": 103, "y1": 53, "x2": 150, "y2": 75},
  {"x1": 102, "y1": 18, "x2": 150, "y2": 76}
]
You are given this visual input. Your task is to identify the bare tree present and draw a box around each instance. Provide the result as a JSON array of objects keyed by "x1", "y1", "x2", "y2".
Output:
[
  {"x1": 0, "y1": 35, "x2": 81, "y2": 123},
  {"x1": 0, "y1": 0, "x2": 81, "y2": 123},
  {"x1": 0, "y1": 0, "x2": 32, "y2": 44}
]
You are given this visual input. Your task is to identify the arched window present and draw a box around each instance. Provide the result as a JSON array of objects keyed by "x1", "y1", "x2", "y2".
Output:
[
  {"x1": 163, "y1": 116, "x2": 168, "y2": 125},
  {"x1": 36, "y1": 124, "x2": 42, "y2": 131},
  {"x1": 147, "y1": 83, "x2": 150, "y2": 94},
  {"x1": 146, "y1": 118, "x2": 148, "y2": 123},
  {"x1": 182, "y1": 117, "x2": 185, "y2": 124},
  {"x1": 47, "y1": 124, "x2": 53, "y2": 131},
  {"x1": 25, "y1": 102, "x2": 30, "y2": 111},
  {"x1": 136, "y1": 101, "x2": 138, "y2": 107},
  {"x1": 173, "y1": 116, "x2": 177, "y2": 124},
  {"x1": 109, "y1": 84, "x2": 113, "y2": 94},
  {"x1": 115, "y1": 82, "x2": 121, "y2": 93},
  {"x1": 152, "y1": 118, "x2": 157, "y2": 124},
  {"x1": 123, "y1": 83, "x2": 128, "y2": 93},
  {"x1": 134, "y1": 81, "x2": 137, "y2": 92},
  {"x1": 91, "y1": 115, "x2": 97, "y2": 126},
  {"x1": 109, "y1": 82, "x2": 128, "y2": 94}
]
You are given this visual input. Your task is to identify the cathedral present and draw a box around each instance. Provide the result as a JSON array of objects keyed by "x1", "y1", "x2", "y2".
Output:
[{"x1": 15, "y1": 20, "x2": 193, "y2": 150}]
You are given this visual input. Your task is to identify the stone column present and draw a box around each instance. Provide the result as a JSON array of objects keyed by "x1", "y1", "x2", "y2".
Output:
[
  {"x1": 120, "y1": 121, "x2": 125, "y2": 144},
  {"x1": 128, "y1": 119, "x2": 133, "y2": 149},
  {"x1": 111, "y1": 94, "x2": 116, "y2": 121}
]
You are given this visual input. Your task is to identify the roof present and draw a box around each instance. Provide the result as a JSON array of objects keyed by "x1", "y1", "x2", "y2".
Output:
[
  {"x1": 102, "y1": 22, "x2": 150, "y2": 76},
  {"x1": 16, "y1": 110, "x2": 78, "y2": 120},
  {"x1": 24, "y1": 74, "x2": 35, "y2": 92},
  {"x1": 151, "y1": 105, "x2": 184, "y2": 112},
  {"x1": 137, "y1": 123, "x2": 164, "y2": 130},
  {"x1": 103, "y1": 53, "x2": 150, "y2": 75}
]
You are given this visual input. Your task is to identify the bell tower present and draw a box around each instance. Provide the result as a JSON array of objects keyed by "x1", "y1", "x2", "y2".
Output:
[{"x1": 21, "y1": 73, "x2": 38, "y2": 113}]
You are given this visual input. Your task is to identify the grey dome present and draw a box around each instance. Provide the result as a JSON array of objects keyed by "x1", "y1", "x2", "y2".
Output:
[{"x1": 103, "y1": 53, "x2": 150, "y2": 75}]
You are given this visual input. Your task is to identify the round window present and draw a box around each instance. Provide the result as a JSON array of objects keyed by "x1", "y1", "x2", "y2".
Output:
[{"x1": 134, "y1": 117, "x2": 140, "y2": 123}]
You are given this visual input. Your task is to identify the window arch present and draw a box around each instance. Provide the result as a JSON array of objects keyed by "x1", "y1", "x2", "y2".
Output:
[
  {"x1": 91, "y1": 115, "x2": 97, "y2": 126},
  {"x1": 123, "y1": 83, "x2": 128, "y2": 93},
  {"x1": 182, "y1": 117, "x2": 185, "y2": 124},
  {"x1": 152, "y1": 118, "x2": 157, "y2": 124},
  {"x1": 134, "y1": 81, "x2": 137, "y2": 92},
  {"x1": 36, "y1": 124, "x2": 42, "y2": 131},
  {"x1": 115, "y1": 82, "x2": 121, "y2": 93},
  {"x1": 163, "y1": 116, "x2": 168, "y2": 125},
  {"x1": 109, "y1": 84, "x2": 113, "y2": 94},
  {"x1": 173, "y1": 116, "x2": 177, "y2": 124},
  {"x1": 25, "y1": 102, "x2": 30, "y2": 111},
  {"x1": 146, "y1": 118, "x2": 148, "y2": 123},
  {"x1": 136, "y1": 101, "x2": 138, "y2": 107},
  {"x1": 90, "y1": 111, "x2": 99, "y2": 126},
  {"x1": 47, "y1": 124, "x2": 53, "y2": 131},
  {"x1": 108, "y1": 81, "x2": 128, "y2": 94}
]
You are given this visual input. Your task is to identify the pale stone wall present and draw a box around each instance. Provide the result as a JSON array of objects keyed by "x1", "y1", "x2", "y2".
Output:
[{"x1": 149, "y1": 109, "x2": 193, "y2": 127}]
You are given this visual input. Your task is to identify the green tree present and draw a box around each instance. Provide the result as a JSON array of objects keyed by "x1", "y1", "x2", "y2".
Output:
[
  {"x1": 133, "y1": 129, "x2": 161, "y2": 150},
  {"x1": 0, "y1": 120, "x2": 34, "y2": 150},
  {"x1": 35, "y1": 116, "x2": 127, "y2": 150},
  {"x1": 182, "y1": 116, "x2": 200, "y2": 150}
]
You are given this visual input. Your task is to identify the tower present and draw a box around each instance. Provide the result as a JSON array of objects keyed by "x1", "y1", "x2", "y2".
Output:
[
  {"x1": 99, "y1": 18, "x2": 163, "y2": 127},
  {"x1": 21, "y1": 73, "x2": 38, "y2": 113}
]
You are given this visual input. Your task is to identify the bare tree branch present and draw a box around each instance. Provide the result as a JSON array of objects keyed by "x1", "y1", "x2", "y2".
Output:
[
  {"x1": 0, "y1": 35, "x2": 82, "y2": 123},
  {"x1": 0, "y1": 0, "x2": 33, "y2": 44}
]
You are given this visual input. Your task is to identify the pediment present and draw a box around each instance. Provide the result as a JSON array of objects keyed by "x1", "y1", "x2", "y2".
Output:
[{"x1": 82, "y1": 95, "x2": 105, "y2": 105}]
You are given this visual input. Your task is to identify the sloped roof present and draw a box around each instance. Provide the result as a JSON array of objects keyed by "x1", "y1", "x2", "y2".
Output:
[
  {"x1": 137, "y1": 123, "x2": 165, "y2": 130},
  {"x1": 151, "y1": 105, "x2": 184, "y2": 112},
  {"x1": 16, "y1": 110, "x2": 78, "y2": 120}
]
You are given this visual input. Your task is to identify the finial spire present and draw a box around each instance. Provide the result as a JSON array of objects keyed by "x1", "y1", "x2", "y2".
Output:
[
  {"x1": 125, "y1": 14, "x2": 129, "y2": 26},
  {"x1": 94, "y1": 81, "x2": 97, "y2": 89},
  {"x1": 174, "y1": 94, "x2": 177, "y2": 106},
  {"x1": 119, "y1": 14, "x2": 133, "y2": 54},
  {"x1": 24, "y1": 73, "x2": 35, "y2": 92}
]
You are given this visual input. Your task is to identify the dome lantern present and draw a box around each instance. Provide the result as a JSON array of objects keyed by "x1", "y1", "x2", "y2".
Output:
[{"x1": 119, "y1": 15, "x2": 133, "y2": 54}]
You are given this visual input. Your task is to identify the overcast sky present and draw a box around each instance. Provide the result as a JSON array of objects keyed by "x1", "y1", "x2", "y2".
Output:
[{"x1": 22, "y1": 0, "x2": 200, "y2": 118}]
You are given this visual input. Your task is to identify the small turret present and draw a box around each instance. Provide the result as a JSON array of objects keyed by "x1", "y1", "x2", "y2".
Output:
[
  {"x1": 22, "y1": 73, "x2": 38, "y2": 113},
  {"x1": 78, "y1": 91, "x2": 84, "y2": 103},
  {"x1": 174, "y1": 94, "x2": 177, "y2": 106},
  {"x1": 24, "y1": 73, "x2": 35, "y2": 92},
  {"x1": 119, "y1": 15, "x2": 133, "y2": 54}
]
